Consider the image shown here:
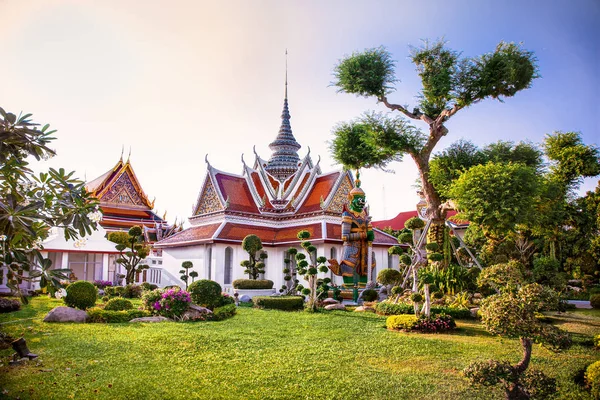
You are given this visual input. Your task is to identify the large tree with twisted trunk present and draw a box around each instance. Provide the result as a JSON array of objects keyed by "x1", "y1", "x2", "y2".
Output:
[{"x1": 329, "y1": 41, "x2": 539, "y2": 247}]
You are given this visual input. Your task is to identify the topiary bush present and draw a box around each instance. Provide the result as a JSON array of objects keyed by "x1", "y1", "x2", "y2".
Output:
[
  {"x1": 104, "y1": 298, "x2": 133, "y2": 311},
  {"x1": 189, "y1": 279, "x2": 222, "y2": 310},
  {"x1": 64, "y1": 281, "x2": 97, "y2": 310},
  {"x1": 386, "y1": 315, "x2": 418, "y2": 330},
  {"x1": 232, "y1": 279, "x2": 274, "y2": 289},
  {"x1": 0, "y1": 298, "x2": 21, "y2": 313},
  {"x1": 586, "y1": 360, "x2": 600, "y2": 399},
  {"x1": 252, "y1": 296, "x2": 304, "y2": 311},
  {"x1": 590, "y1": 294, "x2": 600, "y2": 309},
  {"x1": 377, "y1": 269, "x2": 401, "y2": 286},
  {"x1": 140, "y1": 282, "x2": 158, "y2": 292},
  {"x1": 210, "y1": 304, "x2": 237, "y2": 321},
  {"x1": 376, "y1": 301, "x2": 473, "y2": 319},
  {"x1": 362, "y1": 289, "x2": 378, "y2": 302},
  {"x1": 86, "y1": 308, "x2": 150, "y2": 323}
]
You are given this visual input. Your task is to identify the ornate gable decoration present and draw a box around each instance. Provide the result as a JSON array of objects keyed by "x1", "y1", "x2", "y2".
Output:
[
  {"x1": 102, "y1": 173, "x2": 145, "y2": 206},
  {"x1": 194, "y1": 177, "x2": 224, "y2": 216},
  {"x1": 325, "y1": 173, "x2": 353, "y2": 214},
  {"x1": 92, "y1": 161, "x2": 154, "y2": 209}
]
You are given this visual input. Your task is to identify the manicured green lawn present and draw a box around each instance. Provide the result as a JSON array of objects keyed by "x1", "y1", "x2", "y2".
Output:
[{"x1": 0, "y1": 297, "x2": 598, "y2": 399}]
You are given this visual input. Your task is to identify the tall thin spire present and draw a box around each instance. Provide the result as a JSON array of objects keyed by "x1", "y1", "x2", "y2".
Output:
[
  {"x1": 265, "y1": 50, "x2": 301, "y2": 182},
  {"x1": 285, "y1": 49, "x2": 288, "y2": 100}
]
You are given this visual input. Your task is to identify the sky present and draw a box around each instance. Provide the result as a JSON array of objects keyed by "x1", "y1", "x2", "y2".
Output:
[{"x1": 1, "y1": 0, "x2": 599, "y2": 226}]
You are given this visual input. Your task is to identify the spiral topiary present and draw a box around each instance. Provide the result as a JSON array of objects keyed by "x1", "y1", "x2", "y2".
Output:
[
  {"x1": 64, "y1": 281, "x2": 97, "y2": 310},
  {"x1": 188, "y1": 279, "x2": 222, "y2": 310}
]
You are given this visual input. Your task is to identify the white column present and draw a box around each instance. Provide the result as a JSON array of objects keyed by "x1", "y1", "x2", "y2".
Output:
[{"x1": 102, "y1": 254, "x2": 109, "y2": 280}]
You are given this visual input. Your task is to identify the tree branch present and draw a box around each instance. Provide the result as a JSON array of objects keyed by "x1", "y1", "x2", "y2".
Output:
[{"x1": 378, "y1": 96, "x2": 434, "y2": 125}]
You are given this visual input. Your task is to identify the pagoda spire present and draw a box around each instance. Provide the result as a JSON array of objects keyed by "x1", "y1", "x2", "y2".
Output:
[{"x1": 265, "y1": 50, "x2": 301, "y2": 182}]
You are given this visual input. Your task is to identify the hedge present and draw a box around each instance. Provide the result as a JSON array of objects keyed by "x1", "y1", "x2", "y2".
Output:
[
  {"x1": 87, "y1": 308, "x2": 150, "y2": 323},
  {"x1": 590, "y1": 294, "x2": 600, "y2": 309},
  {"x1": 376, "y1": 301, "x2": 474, "y2": 319},
  {"x1": 233, "y1": 279, "x2": 274, "y2": 289},
  {"x1": 252, "y1": 296, "x2": 304, "y2": 311}
]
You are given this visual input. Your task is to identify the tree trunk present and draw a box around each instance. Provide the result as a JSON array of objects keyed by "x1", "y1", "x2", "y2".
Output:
[
  {"x1": 422, "y1": 283, "x2": 431, "y2": 317},
  {"x1": 515, "y1": 337, "x2": 532, "y2": 374}
]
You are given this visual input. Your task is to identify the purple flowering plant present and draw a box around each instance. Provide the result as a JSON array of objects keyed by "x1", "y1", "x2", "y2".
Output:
[
  {"x1": 93, "y1": 280, "x2": 113, "y2": 289},
  {"x1": 142, "y1": 287, "x2": 191, "y2": 319},
  {"x1": 412, "y1": 314, "x2": 456, "y2": 333}
]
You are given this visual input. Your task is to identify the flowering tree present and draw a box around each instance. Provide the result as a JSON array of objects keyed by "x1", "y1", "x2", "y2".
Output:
[
  {"x1": 107, "y1": 226, "x2": 150, "y2": 285},
  {"x1": 0, "y1": 108, "x2": 101, "y2": 302}
]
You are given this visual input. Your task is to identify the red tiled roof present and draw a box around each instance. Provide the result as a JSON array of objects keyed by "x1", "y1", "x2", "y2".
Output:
[
  {"x1": 250, "y1": 172, "x2": 273, "y2": 208},
  {"x1": 274, "y1": 224, "x2": 322, "y2": 243},
  {"x1": 373, "y1": 210, "x2": 458, "y2": 231},
  {"x1": 215, "y1": 173, "x2": 260, "y2": 214},
  {"x1": 297, "y1": 172, "x2": 339, "y2": 213},
  {"x1": 154, "y1": 223, "x2": 222, "y2": 247}
]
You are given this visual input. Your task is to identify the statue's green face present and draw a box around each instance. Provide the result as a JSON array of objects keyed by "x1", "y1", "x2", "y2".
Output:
[{"x1": 350, "y1": 194, "x2": 366, "y2": 213}]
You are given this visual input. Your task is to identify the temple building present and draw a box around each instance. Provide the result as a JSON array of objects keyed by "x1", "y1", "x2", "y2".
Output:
[
  {"x1": 39, "y1": 157, "x2": 181, "y2": 286},
  {"x1": 155, "y1": 79, "x2": 398, "y2": 292}
]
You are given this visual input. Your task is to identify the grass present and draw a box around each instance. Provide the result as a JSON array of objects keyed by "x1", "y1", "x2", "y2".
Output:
[{"x1": 0, "y1": 297, "x2": 598, "y2": 400}]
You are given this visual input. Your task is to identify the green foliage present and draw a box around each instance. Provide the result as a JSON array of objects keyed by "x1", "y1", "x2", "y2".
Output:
[
  {"x1": 141, "y1": 289, "x2": 163, "y2": 312},
  {"x1": 0, "y1": 109, "x2": 101, "y2": 302},
  {"x1": 411, "y1": 293, "x2": 423, "y2": 303},
  {"x1": 590, "y1": 295, "x2": 600, "y2": 309},
  {"x1": 388, "y1": 246, "x2": 404, "y2": 256},
  {"x1": 532, "y1": 256, "x2": 566, "y2": 290},
  {"x1": 412, "y1": 314, "x2": 456, "y2": 333},
  {"x1": 86, "y1": 307, "x2": 150, "y2": 323},
  {"x1": 210, "y1": 304, "x2": 237, "y2": 321},
  {"x1": 189, "y1": 280, "x2": 222, "y2": 310},
  {"x1": 122, "y1": 284, "x2": 143, "y2": 299},
  {"x1": 232, "y1": 279, "x2": 274, "y2": 289},
  {"x1": 477, "y1": 261, "x2": 526, "y2": 293},
  {"x1": 332, "y1": 46, "x2": 396, "y2": 98},
  {"x1": 104, "y1": 298, "x2": 133, "y2": 311},
  {"x1": 428, "y1": 252, "x2": 444, "y2": 262},
  {"x1": 587, "y1": 360, "x2": 600, "y2": 399},
  {"x1": 397, "y1": 232, "x2": 413, "y2": 246},
  {"x1": 399, "y1": 254, "x2": 412, "y2": 266},
  {"x1": 479, "y1": 284, "x2": 570, "y2": 351},
  {"x1": 450, "y1": 162, "x2": 538, "y2": 240},
  {"x1": 425, "y1": 264, "x2": 477, "y2": 295},
  {"x1": 376, "y1": 301, "x2": 474, "y2": 319},
  {"x1": 240, "y1": 234, "x2": 266, "y2": 280},
  {"x1": 362, "y1": 289, "x2": 378, "y2": 302},
  {"x1": 594, "y1": 334, "x2": 600, "y2": 349},
  {"x1": 463, "y1": 361, "x2": 556, "y2": 399},
  {"x1": 405, "y1": 217, "x2": 425, "y2": 230},
  {"x1": 252, "y1": 296, "x2": 304, "y2": 311},
  {"x1": 140, "y1": 282, "x2": 158, "y2": 291},
  {"x1": 64, "y1": 281, "x2": 97, "y2": 310},
  {"x1": 544, "y1": 131, "x2": 600, "y2": 187},
  {"x1": 386, "y1": 314, "x2": 418, "y2": 330},
  {"x1": 377, "y1": 269, "x2": 401, "y2": 286},
  {"x1": 179, "y1": 260, "x2": 195, "y2": 290},
  {"x1": 108, "y1": 226, "x2": 150, "y2": 285}
]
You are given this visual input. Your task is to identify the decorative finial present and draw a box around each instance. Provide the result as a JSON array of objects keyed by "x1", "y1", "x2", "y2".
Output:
[
  {"x1": 127, "y1": 146, "x2": 131, "y2": 162},
  {"x1": 285, "y1": 49, "x2": 288, "y2": 100},
  {"x1": 120, "y1": 145, "x2": 124, "y2": 162},
  {"x1": 204, "y1": 154, "x2": 210, "y2": 165},
  {"x1": 253, "y1": 145, "x2": 258, "y2": 158}
]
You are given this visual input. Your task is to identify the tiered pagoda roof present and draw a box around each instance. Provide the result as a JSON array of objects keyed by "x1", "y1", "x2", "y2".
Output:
[
  {"x1": 155, "y1": 79, "x2": 397, "y2": 250},
  {"x1": 86, "y1": 158, "x2": 180, "y2": 243}
]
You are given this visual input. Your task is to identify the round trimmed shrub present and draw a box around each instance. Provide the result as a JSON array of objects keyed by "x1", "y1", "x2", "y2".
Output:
[
  {"x1": 104, "y1": 298, "x2": 133, "y2": 311},
  {"x1": 377, "y1": 269, "x2": 401, "y2": 286},
  {"x1": 189, "y1": 279, "x2": 222, "y2": 310},
  {"x1": 362, "y1": 289, "x2": 378, "y2": 302},
  {"x1": 411, "y1": 292, "x2": 423, "y2": 303},
  {"x1": 64, "y1": 281, "x2": 97, "y2": 310},
  {"x1": 590, "y1": 294, "x2": 600, "y2": 309},
  {"x1": 405, "y1": 216, "x2": 425, "y2": 230}
]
